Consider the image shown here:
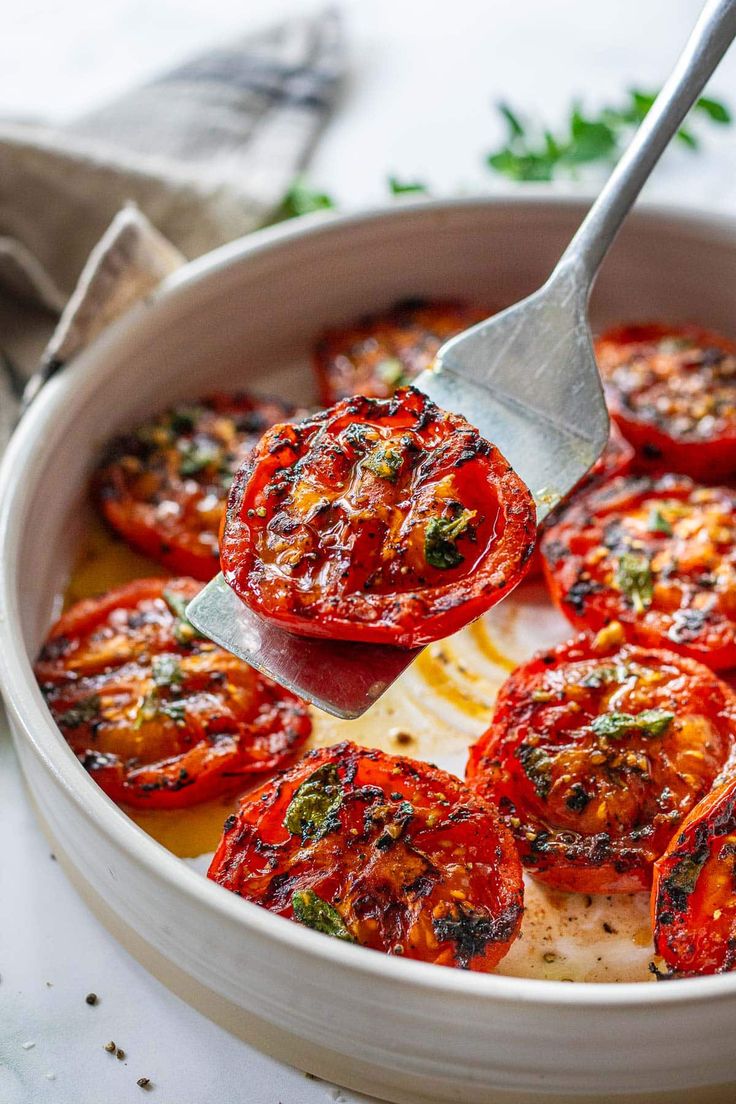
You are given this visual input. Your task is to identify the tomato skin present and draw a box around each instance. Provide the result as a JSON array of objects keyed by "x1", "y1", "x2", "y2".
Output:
[
  {"x1": 94, "y1": 393, "x2": 306, "y2": 581},
  {"x1": 35, "y1": 578, "x2": 311, "y2": 809},
  {"x1": 221, "y1": 386, "x2": 536, "y2": 648},
  {"x1": 208, "y1": 741, "x2": 523, "y2": 971},
  {"x1": 541, "y1": 474, "x2": 736, "y2": 671},
  {"x1": 596, "y1": 322, "x2": 736, "y2": 481},
  {"x1": 313, "y1": 299, "x2": 490, "y2": 405},
  {"x1": 466, "y1": 635, "x2": 736, "y2": 894},
  {"x1": 652, "y1": 775, "x2": 736, "y2": 976}
]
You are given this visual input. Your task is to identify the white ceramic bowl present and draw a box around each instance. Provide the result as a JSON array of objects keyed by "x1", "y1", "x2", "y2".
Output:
[{"x1": 2, "y1": 197, "x2": 736, "y2": 1104}]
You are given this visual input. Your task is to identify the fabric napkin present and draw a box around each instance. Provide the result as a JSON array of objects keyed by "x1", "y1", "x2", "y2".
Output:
[{"x1": 0, "y1": 8, "x2": 343, "y2": 449}]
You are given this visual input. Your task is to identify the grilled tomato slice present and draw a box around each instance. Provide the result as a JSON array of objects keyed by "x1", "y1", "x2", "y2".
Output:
[
  {"x1": 35, "y1": 578, "x2": 311, "y2": 809},
  {"x1": 541, "y1": 474, "x2": 736, "y2": 670},
  {"x1": 95, "y1": 393, "x2": 305, "y2": 580},
  {"x1": 466, "y1": 635, "x2": 736, "y2": 893},
  {"x1": 208, "y1": 741, "x2": 523, "y2": 970},
  {"x1": 221, "y1": 386, "x2": 536, "y2": 648},
  {"x1": 313, "y1": 298, "x2": 489, "y2": 404},
  {"x1": 652, "y1": 775, "x2": 736, "y2": 976},
  {"x1": 596, "y1": 322, "x2": 736, "y2": 480}
]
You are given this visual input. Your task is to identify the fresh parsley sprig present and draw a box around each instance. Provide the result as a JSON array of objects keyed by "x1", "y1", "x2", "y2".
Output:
[
  {"x1": 279, "y1": 175, "x2": 337, "y2": 218},
  {"x1": 488, "y1": 89, "x2": 731, "y2": 182},
  {"x1": 278, "y1": 86, "x2": 731, "y2": 216},
  {"x1": 388, "y1": 175, "x2": 429, "y2": 195}
]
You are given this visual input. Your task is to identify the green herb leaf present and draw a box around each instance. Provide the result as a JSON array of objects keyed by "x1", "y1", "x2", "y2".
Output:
[
  {"x1": 133, "y1": 687, "x2": 187, "y2": 729},
  {"x1": 615, "y1": 551, "x2": 653, "y2": 614},
  {"x1": 695, "y1": 95, "x2": 732, "y2": 124},
  {"x1": 487, "y1": 88, "x2": 732, "y2": 182},
  {"x1": 424, "y1": 508, "x2": 476, "y2": 570},
  {"x1": 169, "y1": 405, "x2": 204, "y2": 434},
  {"x1": 677, "y1": 127, "x2": 698, "y2": 149},
  {"x1": 363, "y1": 444, "x2": 403, "y2": 482},
  {"x1": 591, "y1": 709, "x2": 674, "y2": 741},
  {"x1": 647, "y1": 507, "x2": 673, "y2": 536},
  {"x1": 133, "y1": 690, "x2": 159, "y2": 730},
  {"x1": 281, "y1": 176, "x2": 336, "y2": 219},
  {"x1": 578, "y1": 664, "x2": 631, "y2": 689},
  {"x1": 57, "y1": 694, "x2": 101, "y2": 729},
  {"x1": 487, "y1": 147, "x2": 556, "y2": 182},
  {"x1": 284, "y1": 763, "x2": 343, "y2": 840},
  {"x1": 565, "y1": 107, "x2": 617, "y2": 164},
  {"x1": 291, "y1": 889, "x2": 355, "y2": 941},
  {"x1": 163, "y1": 589, "x2": 205, "y2": 645},
  {"x1": 178, "y1": 441, "x2": 220, "y2": 476},
  {"x1": 151, "y1": 653, "x2": 184, "y2": 689},
  {"x1": 498, "y1": 102, "x2": 526, "y2": 139},
  {"x1": 159, "y1": 698, "x2": 187, "y2": 726},
  {"x1": 376, "y1": 358, "x2": 408, "y2": 389},
  {"x1": 388, "y1": 175, "x2": 429, "y2": 195},
  {"x1": 516, "y1": 743, "x2": 553, "y2": 798}
]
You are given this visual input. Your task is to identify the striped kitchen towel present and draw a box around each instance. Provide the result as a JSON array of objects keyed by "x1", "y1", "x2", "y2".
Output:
[{"x1": 0, "y1": 7, "x2": 343, "y2": 446}]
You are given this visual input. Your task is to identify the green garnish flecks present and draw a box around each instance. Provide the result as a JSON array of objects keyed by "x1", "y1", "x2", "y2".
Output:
[
  {"x1": 591, "y1": 709, "x2": 674, "y2": 741},
  {"x1": 163, "y1": 589, "x2": 205, "y2": 645},
  {"x1": 647, "y1": 507, "x2": 673, "y2": 536},
  {"x1": 488, "y1": 88, "x2": 732, "y2": 182},
  {"x1": 363, "y1": 444, "x2": 403, "y2": 482},
  {"x1": 578, "y1": 664, "x2": 632, "y2": 689},
  {"x1": 376, "y1": 358, "x2": 407, "y2": 389},
  {"x1": 388, "y1": 175, "x2": 429, "y2": 195},
  {"x1": 178, "y1": 441, "x2": 220, "y2": 476},
  {"x1": 280, "y1": 176, "x2": 336, "y2": 219},
  {"x1": 151, "y1": 653, "x2": 184, "y2": 689},
  {"x1": 615, "y1": 551, "x2": 653, "y2": 614},
  {"x1": 169, "y1": 405, "x2": 205, "y2": 434},
  {"x1": 57, "y1": 694, "x2": 101, "y2": 729},
  {"x1": 133, "y1": 688, "x2": 187, "y2": 729},
  {"x1": 284, "y1": 763, "x2": 343, "y2": 841},
  {"x1": 516, "y1": 743, "x2": 553, "y2": 798},
  {"x1": 291, "y1": 889, "x2": 355, "y2": 941},
  {"x1": 424, "y1": 508, "x2": 477, "y2": 570}
]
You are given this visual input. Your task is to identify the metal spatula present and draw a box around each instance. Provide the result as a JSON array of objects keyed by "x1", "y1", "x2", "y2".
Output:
[{"x1": 187, "y1": 0, "x2": 736, "y2": 718}]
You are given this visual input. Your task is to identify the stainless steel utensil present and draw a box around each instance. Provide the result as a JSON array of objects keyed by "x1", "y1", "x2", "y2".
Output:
[{"x1": 187, "y1": 0, "x2": 736, "y2": 718}]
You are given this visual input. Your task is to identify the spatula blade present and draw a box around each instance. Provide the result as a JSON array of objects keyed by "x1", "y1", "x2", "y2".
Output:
[
  {"x1": 185, "y1": 573, "x2": 419, "y2": 719},
  {"x1": 187, "y1": 278, "x2": 610, "y2": 718},
  {"x1": 420, "y1": 283, "x2": 610, "y2": 515}
]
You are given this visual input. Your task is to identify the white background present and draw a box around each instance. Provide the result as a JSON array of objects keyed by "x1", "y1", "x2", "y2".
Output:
[{"x1": 1, "y1": 2, "x2": 735, "y2": 1102}]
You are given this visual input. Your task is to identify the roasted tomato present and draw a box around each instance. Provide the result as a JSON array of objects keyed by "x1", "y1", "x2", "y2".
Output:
[
  {"x1": 596, "y1": 322, "x2": 736, "y2": 480},
  {"x1": 95, "y1": 393, "x2": 305, "y2": 581},
  {"x1": 652, "y1": 775, "x2": 736, "y2": 976},
  {"x1": 35, "y1": 578, "x2": 311, "y2": 809},
  {"x1": 221, "y1": 386, "x2": 536, "y2": 648},
  {"x1": 466, "y1": 634, "x2": 736, "y2": 893},
  {"x1": 313, "y1": 299, "x2": 489, "y2": 404},
  {"x1": 525, "y1": 423, "x2": 634, "y2": 580},
  {"x1": 541, "y1": 474, "x2": 736, "y2": 670},
  {"x1": 208, "y1": 741, "x2": 523, "y2": 970}
]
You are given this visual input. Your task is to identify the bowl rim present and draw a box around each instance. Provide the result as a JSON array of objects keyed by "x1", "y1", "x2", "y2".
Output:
[{"x1": 3, "y1": 191, "x2": 736, "y2": 1011}]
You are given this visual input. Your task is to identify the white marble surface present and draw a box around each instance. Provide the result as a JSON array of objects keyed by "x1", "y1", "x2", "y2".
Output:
[{"x1": 1, "y1": 2, "x2": 735, "y2": 1102}]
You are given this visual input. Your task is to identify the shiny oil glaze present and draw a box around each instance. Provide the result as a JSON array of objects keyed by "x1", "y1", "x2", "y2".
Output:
[{"x1": 63, "y1": 516, "x2": 654, "y2": 983}]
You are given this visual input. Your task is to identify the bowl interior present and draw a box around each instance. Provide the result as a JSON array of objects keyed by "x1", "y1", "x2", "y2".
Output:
[
  {"x1": 5, "y1": 196, "x2": 736, "y2": 1020},
  {"x1": 12, "y1": 198, "x2": 736, "y2": 661}
]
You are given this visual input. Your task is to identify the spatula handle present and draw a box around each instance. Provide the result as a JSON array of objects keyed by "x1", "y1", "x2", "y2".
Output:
[{"x1": 557, "y1": 0, "x2": 736, "y2": 287}]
